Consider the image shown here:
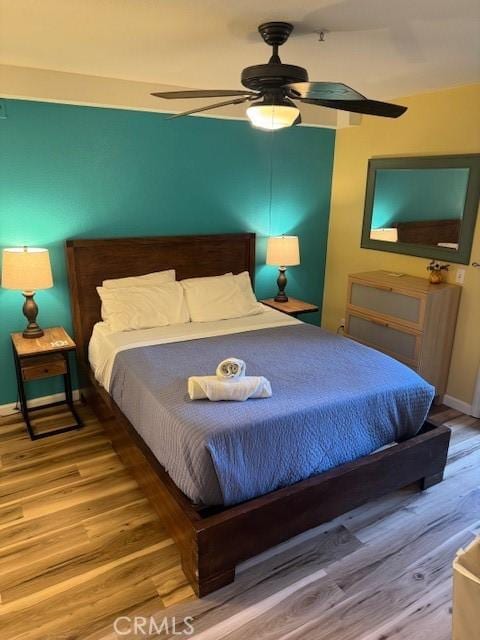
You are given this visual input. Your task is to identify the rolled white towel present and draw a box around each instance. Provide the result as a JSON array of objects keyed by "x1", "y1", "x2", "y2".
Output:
[
  {"x1": 215, "y1": 357, "x2": 246, "y2": 381},
  {"x1": 188, "y1": 376, "x2": 272, "y2": 401}
]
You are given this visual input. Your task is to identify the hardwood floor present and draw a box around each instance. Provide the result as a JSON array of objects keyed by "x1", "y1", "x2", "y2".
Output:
[
  {"x1": 0, "y1": 404, "x2": 194, "y2": 640},
  {"x1": 0, "y1": 403, "x2": 478, "y2": 639}
]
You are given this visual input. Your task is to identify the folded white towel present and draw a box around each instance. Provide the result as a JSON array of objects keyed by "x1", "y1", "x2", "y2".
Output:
[
  {"x1": 215, "y1": 357, "x2": 246, "y2": 381},
  {"x1": 188, "y1": 376, "x2": 272, "y2": 401}
]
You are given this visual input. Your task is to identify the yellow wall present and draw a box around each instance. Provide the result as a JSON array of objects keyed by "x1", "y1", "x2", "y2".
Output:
[{"x1": 323, "y1": 84, "x2": 480, "y2": 406}]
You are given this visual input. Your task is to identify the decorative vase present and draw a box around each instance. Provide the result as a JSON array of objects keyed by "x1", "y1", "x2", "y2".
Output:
[{"x1": 429, "y1": 270, "x2": 443, "y2": 284}]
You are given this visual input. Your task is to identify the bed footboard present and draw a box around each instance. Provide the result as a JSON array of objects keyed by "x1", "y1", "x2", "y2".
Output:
[
  {"x1": 85, "y1": 371, "x2": 450, "y2": 597},
  {"x1": 420, "y1": 471, "x2": 445, "y2": 489},
  {"x1": 189, "y1": 420, "x2": 451, "y2": 595}
]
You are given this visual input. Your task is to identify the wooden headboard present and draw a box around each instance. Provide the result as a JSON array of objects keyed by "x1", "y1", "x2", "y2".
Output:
[
  {"x1": 66, "y1": 233, "x2": 256, "y2": 364},
  {"x1": 395, "y1": 219, "x2": 460, "y2": 245}
]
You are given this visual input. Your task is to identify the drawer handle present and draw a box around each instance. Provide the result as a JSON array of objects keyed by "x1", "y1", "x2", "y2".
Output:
[
  {"x1": 371, "y1": 319, "x2": 389, "y2": 327},
  {"x1": 353, "y1": 282, "x2": 393, "y2": 293}
]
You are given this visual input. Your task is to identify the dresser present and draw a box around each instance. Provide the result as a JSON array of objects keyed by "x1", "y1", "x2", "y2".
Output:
[{"x1": 345, "y1": 270, "x2": 461, "y2": 401}]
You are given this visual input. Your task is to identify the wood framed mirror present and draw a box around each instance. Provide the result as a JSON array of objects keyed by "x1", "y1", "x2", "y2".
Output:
[{"x1": 361, "y1": 154, "x2": 480, "y2": 264}]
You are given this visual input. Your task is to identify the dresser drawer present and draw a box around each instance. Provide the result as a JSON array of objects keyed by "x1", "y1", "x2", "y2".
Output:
[
  {"x1": 21, "y1": 353, "x2": 67, "y2": 381},
  {"x1": 348, "y1": 280, "x2": 425, "y2": 329},
  {"x1": 345, "y1": 311, "x2": 421, "y2": 365}
]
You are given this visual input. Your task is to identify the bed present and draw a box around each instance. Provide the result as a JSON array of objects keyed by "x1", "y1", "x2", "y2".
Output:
[{"x1": 66, "y1": 233, "x2": 451, "y2": 596}]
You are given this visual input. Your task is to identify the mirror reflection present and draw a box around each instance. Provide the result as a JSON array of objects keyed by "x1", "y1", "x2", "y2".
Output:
[
  {"x1": 361, "y1": 154, "x2": 480, "y2": 264},
  {"x1": 369, "y1": 167, "x2": 469, "y2": 251}
]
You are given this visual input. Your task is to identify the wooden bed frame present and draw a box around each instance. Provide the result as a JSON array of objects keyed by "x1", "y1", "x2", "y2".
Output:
[
  {"x1": 66, "y1": 233, "x2": 451, "y2": 597},
  {"x1": 395, "y1": 218, "x2": 460, "y2": 245}
]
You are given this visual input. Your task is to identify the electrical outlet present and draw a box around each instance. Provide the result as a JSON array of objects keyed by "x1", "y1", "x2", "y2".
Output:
[
  {"x1": 0, "y1": 101, "x2": 7, "y2": 119},
  {"x1": 340, "y1": 317, "x2": 345, "y2": 326},
  {"x1": 455, "y1": 268, "x2": 465, "y2": 284}
]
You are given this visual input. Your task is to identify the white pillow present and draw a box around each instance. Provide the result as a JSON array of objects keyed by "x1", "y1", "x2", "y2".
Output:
[
  {"x1": 97, "y1": 281, "x2": 189, "y2": 332},
  {"x1": 102, "y1": 269, "x2": 175, "y2": 289},
  {"x1": 181, "y1": 273, "x2": 262, "y2": 322},
  {"x1": 233, "y1": 271, "x2": 258, "y2": 306}
]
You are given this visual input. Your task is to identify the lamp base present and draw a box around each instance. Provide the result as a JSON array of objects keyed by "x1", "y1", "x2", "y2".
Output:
[
  {"x1": 22, "y1": 325, "x2": 44, "y2": 339},
  {"x1": 274, "y1": 267, "x2": 289, "y2": 302},
  {"x1": 22, "y1": 292, "x2": 44, "y2": 339}
]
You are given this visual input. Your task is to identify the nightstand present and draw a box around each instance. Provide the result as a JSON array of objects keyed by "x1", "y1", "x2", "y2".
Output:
[
  {"x1": 11, "y1": 326, "x2": 83, "y2": 440},
  {"x1": 261, "y1": 297, "x2": 319, "y2": 318}
]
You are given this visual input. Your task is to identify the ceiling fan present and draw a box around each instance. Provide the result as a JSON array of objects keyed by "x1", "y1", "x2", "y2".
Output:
[{"x1": 151, "y1": 21, "x2": 407, "y2": 130}]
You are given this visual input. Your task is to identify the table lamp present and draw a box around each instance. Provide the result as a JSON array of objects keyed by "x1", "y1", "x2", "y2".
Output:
[
  {"x1": 266, "y1": 235, "x2": 300, "y2": 302},
  {"x1": 369, "y1": 227, "x2": 398, "y2": 242},
  {"x1": 1, "y1": 247, "x2": 53, "y2": 338}
]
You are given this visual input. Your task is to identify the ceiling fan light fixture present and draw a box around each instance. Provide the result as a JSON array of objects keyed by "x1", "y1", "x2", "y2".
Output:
[{"x1": 246, "y1": 101, "x2": 299, "y2": 131}]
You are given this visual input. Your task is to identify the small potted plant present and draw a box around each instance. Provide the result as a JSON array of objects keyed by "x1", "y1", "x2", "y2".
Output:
[{"x1": 427, "y1": 260, "x2": 449, "y2": 284}]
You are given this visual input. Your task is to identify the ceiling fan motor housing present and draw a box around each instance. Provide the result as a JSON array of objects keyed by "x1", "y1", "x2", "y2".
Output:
[
  {"x1": 257, "y1": 22, "x2": 294, "y2": 47},
  {"x1": 242, "y1": 21, "x2": 308, "y2": 93},
  {"x1": 241, "y1": 64, "x2": 308, "y2": 92}
]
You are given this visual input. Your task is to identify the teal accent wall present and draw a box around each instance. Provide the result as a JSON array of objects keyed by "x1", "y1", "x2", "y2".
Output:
[
  {"x1": 372, "y1": 167, "x2": 469, "y2": 229},
  {"x1": 0, "y1": 99, "x2": 335, "y2": 405}
]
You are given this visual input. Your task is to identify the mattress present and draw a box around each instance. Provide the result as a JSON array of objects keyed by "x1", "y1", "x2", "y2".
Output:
[
  {"x1": 89, "y1": 307, "x2": 299, "y2": 390},
  {"x1": 89, "y1": 311, "x2": 435, "y2": 506}
]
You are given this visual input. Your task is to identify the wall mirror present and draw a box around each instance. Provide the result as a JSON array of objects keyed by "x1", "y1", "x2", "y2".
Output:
[{"x1": 361, "y1": 154, "x2": 480, "y2": 264}]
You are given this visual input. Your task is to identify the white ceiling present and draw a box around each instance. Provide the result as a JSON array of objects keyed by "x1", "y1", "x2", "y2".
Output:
[{"x1": 1, "y1": 0, "x2": 479, "y2": 102}]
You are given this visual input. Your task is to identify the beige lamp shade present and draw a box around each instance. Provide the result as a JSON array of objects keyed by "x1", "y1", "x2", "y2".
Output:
[
  {"x1": 266, "y1": 236, "x2": 300, "y2": 267},
  {"x1": 1, "y1": 247, "x2": 53, "y2": 291},
  {"x1": 369, "y1": 227, "x2": 398, "y2": 243}
]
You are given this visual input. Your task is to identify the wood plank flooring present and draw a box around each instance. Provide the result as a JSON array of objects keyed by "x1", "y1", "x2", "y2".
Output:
[{"x1": 0, "y1": 403, "x2": 478, "y2": 639}]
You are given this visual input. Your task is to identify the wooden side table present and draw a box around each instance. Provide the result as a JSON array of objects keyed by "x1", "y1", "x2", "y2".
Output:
[
  {"x1": 261, "y1": 297, "x2": 319, "y2": 318},
  {"x1": 11, "y1": 326, "x2": 83, "y2": 440}
]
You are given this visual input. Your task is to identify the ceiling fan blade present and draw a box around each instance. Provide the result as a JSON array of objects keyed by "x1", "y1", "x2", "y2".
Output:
[
  {"x1": 167, "y1": 96, "x2": 252, "y2": 119},
  {"x1": 299, "y1": 97, "x2": 407, "y2": 118},
  {"x1": 285, "y1": 82, "x2": 366, "y2": 101},
  {"x1": 152, "y1": 89, "x2": 256, "y2": 99}
]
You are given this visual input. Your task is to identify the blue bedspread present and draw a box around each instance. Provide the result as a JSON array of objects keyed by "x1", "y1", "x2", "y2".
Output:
[{"x1": 109, "y1": 324, "x2": 434, "y2": 506}]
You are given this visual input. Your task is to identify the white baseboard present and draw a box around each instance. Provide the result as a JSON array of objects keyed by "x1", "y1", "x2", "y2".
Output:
[
  {"x1": 0, "y1": 390, "x2": 80, "y2": 417},
  {"x1": 443, "y1": 394, "x2": 475, "y2": 417}
]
